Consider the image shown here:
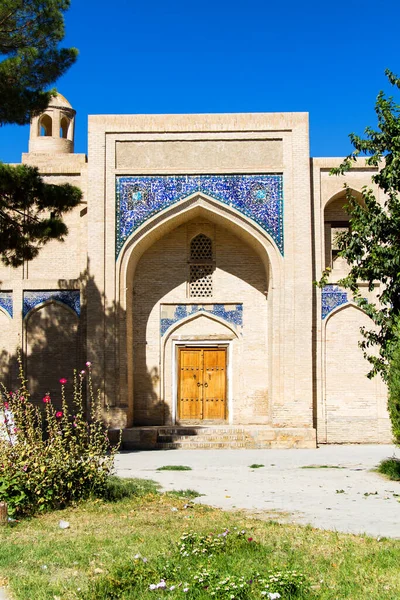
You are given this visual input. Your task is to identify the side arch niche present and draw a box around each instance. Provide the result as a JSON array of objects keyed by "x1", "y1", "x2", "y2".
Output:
[
  {"x1": 25, "y1": 301, "x2": 79, "y2": 409},
  {"x1": 60, "y1": 115, "x2": 70, "y2": 139},
  {"x1": 324, "y1": 304, "x2": 388, "y2": 442},
  {"x1": 0, "y1": 310, "x2": 12, "y2": 388},
  {"x1": 39, "y1": 114, "x2": 53, "y2": 137},
  {"x1": 323, "y1": 188, "x2": 363, "y2": 271}
]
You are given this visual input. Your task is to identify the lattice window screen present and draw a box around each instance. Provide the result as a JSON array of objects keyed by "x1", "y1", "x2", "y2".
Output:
[
  {"x1": 189, "y1": 234, "x2": 213, "y2": 297},
  {"x1": 189, "y1": 265, "x2": 213, "y2": 297},
  {"x1": 190, "y1": 234, "x2": 213, "y2": 261}
]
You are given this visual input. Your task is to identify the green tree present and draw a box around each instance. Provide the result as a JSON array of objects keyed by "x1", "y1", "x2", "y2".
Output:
[
  {"x1": 0, "y1": 0, "x2": 82, "y2": 266},
  {"x1": 323, "y1": 69, "x2": 400, "y2": 382},
  {"x1": 0, "y1": 163, "x2": 82, "y2": 266},
  {"x1": 0, "y1": 0, "x2": 78, "y2": 125}
]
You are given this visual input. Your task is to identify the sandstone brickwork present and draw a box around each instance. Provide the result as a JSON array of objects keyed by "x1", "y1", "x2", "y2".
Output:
[{"x1": 0, "y1": 97, "x2": 392, "y2": 445}]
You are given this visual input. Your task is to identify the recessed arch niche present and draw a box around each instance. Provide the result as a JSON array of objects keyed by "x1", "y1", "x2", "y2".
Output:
[
  {"x1": 324, "y1": 304, "x2": 381, "y2": 442},
  {"x1": 25, "y1": 301, "x2": 79, "y2": 409},
  {"x1": 117, "y1": 195, "x2": 281, "y2": 428}
]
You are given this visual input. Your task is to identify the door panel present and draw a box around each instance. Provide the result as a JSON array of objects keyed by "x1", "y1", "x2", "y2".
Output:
[
  {"x1": 203, "y1": 348, "x2": 226, "y2": 419},
  {"x1": 178, "y1": 347, "x2": 227, "y2": 421},
  {"x1": 178, "y1": 349, "x2": 202, "y2": 419}
]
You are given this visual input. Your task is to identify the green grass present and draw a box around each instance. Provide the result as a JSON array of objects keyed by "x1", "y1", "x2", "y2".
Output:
[
  {"x1": 165, "y1": 489, "x2": 203, "y2": 499},
  {"x1": 157, "y1": 465, "x2": 192, "y2": 471},
  {"x1": 249, "y1": 464, "x2": 265, "y2": 469},
  {"x1": 377, "y1": 458, "x2": 400, "y2": 481},
  {"x1": 300, "y1": 465, "x2": 345, "y2": 469},
  {"x1": 0, "y1": 483, "x2": 399, "y2": 599},
  {"x1": 98, "y1": 476, "x2": 160, "y2": 501}
]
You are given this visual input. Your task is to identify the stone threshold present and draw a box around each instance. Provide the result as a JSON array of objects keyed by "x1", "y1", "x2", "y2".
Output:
[{"x1": 109, "y1": 425, "x2": 317, "y2": 450}]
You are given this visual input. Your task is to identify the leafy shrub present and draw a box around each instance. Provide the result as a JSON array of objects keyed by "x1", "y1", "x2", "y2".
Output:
[
  {"x1": 0, "y1": 355, "x2": 119, "y2": 517},
  {"x1": 378, "y1": 458, "x2": 400, "y2": 481},
  {"x1": 388, "y1": 339, "x2": 400, "y2": 445}
]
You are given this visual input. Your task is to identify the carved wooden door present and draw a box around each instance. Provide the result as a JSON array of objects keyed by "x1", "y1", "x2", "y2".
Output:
[{"x1": 178, "y1": 347, "x2": 226, "y2": 421}]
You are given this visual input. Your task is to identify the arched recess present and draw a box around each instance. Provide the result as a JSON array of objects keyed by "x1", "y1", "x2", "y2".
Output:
[
  {"x1": 323, "y1": 303, "x2": 385, "y2": 443},
  {"x1": 39, "y1": 114, "x2": 53, "y2": 137},
  {"x1": 60, "y1": 115, "x2": 70, "y2": 139},
  {"x1": 323, "y1": 188, "x2": 363, "y2": 270},
  {"x1": 163, "y1": 313, "x2": 239, "y2": 425},
  {"x1": 117, "y1": 193, "x2": 282, "y2": 427},
  {"x1": 25, "y1": 301, "x2": 79, "y2": 409},
  {"x1": 0, "y1": 309, "x2": 12, "y2": 388}
]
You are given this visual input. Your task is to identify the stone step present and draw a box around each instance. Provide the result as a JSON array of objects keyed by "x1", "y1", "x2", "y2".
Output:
[
  {"x1": 156, "y1": 441, "x2": 258, "y2": 449},
  {"x1": 116, "y1": 426, "x2": 317, "y2": 450},
  {"x1": 158, "y1": 428, "x2": 251, "y2": 435},
  {"x1": 157, "y1": 434, "x2": 252, "y2": 442}
]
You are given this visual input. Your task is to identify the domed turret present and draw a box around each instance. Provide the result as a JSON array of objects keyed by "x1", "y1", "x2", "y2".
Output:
[{"x1": 29, "y1": 93, "x2": 76, "y2": 154}]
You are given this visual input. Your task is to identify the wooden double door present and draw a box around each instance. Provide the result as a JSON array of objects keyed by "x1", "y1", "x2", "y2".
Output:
[{"x1": 178, "y1": 347, "x2": 227, "y2": 421}]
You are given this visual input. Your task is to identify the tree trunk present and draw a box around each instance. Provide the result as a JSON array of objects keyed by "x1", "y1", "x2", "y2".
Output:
[{"x1": 0, "y1": 502, "x2": 8, "y2": 525}]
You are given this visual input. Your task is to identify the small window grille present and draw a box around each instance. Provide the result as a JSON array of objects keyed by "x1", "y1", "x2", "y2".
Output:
[
  {"x1": 190, "y1": 234, "x2": 212, "y2": 261},
  {"x1": 190, "y1": 264, "x2": 213, "y2": 297},
  {"x1": 189, "y1": 234, "x2": 213, "y2": 297}
]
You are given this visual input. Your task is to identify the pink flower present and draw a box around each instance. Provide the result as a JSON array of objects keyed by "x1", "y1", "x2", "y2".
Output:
[
  {"x1": 56, "y1": 411, "x2": 63, "y2": 418},
  {"x1": 85, "y1": 361, "x2": 91, "y2": 367},
  {"x1": 248, "y1": 537, "x2": 253, "y2": 542},
  {"x1": 59, "y1": 378, "x2": 67, "y2": 385},
  {"x1": 80, "y1": 370, "x2": 86, "y2": 377},
  {"x1": 3, "y1": 402, "x2": 9, "y2": 410},
  {"x1": 42, "y1": 395, "x2": 51, "y2": 403}
]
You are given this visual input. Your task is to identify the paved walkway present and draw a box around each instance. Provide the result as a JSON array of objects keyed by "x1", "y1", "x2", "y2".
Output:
[{"x1": 115, "y1": 444, "x2": 400, "y2": 538}]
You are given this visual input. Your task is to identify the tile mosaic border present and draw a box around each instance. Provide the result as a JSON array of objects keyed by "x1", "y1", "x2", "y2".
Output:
[
  {"x1": 161, "y1": 303, "x2": 243, "y2": 337},
  {"x1": 23, "y1": 290, "x2": 81, "y2": 318},
  {"x1": 321, "y1": 285, "x2": 348, "y2": 319},
  {"x1": 0, "y1": 292, "x2": 13, "y2": 318},
  {"x1": 116, "y1": 174, "x2": 283, "y2": 257}
]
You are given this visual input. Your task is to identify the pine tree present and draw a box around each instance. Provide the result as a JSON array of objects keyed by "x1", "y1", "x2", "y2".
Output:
[
  {"x1": 0, "y1": 0, "x2": 81, "y2": 266},
  {"x1": 0, "y1": 0, "x2": 78, "y2": 125}
]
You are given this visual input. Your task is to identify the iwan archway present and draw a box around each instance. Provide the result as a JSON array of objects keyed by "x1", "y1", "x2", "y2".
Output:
[{"x1": 117, "y1": 193, "x2": 283, "y2": 429}]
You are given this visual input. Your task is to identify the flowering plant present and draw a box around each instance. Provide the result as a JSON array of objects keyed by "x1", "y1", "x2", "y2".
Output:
[
  {"x1": 178, "y1": 528, "x2": 251, "y2": 558},
  {"x1": 0, "y1": 353, "x2": 119, "y2": 517}
]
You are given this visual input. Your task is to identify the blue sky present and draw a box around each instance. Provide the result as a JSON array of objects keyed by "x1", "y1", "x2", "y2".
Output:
[{"x1": 1, "y1": 0, "x2": 399, "y2": 163}]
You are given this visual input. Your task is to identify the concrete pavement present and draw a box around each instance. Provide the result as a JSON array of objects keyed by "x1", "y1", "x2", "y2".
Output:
[{"x1": 115, "y1": 444, "x2": 400, "y2": 538}]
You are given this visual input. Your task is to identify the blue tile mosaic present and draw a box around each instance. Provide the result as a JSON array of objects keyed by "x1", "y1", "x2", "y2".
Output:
[
  {"x1": 321, "y1": 285, "x2": 348, "y2": 319},
  {"x1": 23, "y1": 290, "x2": 80, "y2": 318},
  {"x1": 0, "y1": 292, "x2": 12, "y2": 318},
  {"x1": 160, "y1": 303, "x2": 243, "y2": 337},
  {"x1": 116, "y1": 175, "x2": 284, "y2": 257}
]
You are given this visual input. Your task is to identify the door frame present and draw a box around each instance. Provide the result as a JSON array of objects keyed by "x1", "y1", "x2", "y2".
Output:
[{"x1": 172, "y1": 340, "x2": 233, "y2": 425}]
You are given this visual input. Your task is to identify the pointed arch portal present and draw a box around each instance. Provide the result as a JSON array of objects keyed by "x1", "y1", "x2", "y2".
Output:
[{"x1": 117, "y1": 192, "x2": 282, "y2": 427}]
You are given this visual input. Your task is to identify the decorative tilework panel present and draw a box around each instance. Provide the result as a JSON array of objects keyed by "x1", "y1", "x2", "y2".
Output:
[
  {"x1": 0, "y1": 292, "x2": 12, "y2": 318},
  {"x1": 116, "y1": 175, "x2": 284, "y2": 257},
  {"x1": 321, "y1": 285, "x2": 348, "y2": 319},
  {"x1": 160, "y1": 304, "x2": 243, "y2": 337},
  {"x1": 23, "y1": 291, "x2": 80, "y2": 318}
]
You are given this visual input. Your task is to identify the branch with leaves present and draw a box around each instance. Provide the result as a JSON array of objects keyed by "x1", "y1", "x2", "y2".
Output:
[
  {"x1": 320, "y1": 70, "x2": 400, "y2": 381},
  {"x1": 0, "y1": 163, "x2": 82, "y2": 266}
]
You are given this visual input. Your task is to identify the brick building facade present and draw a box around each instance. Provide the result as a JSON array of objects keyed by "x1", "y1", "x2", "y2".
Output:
[{"x1": 0, "y1": 94, "x2": 392, "y2": 447}]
